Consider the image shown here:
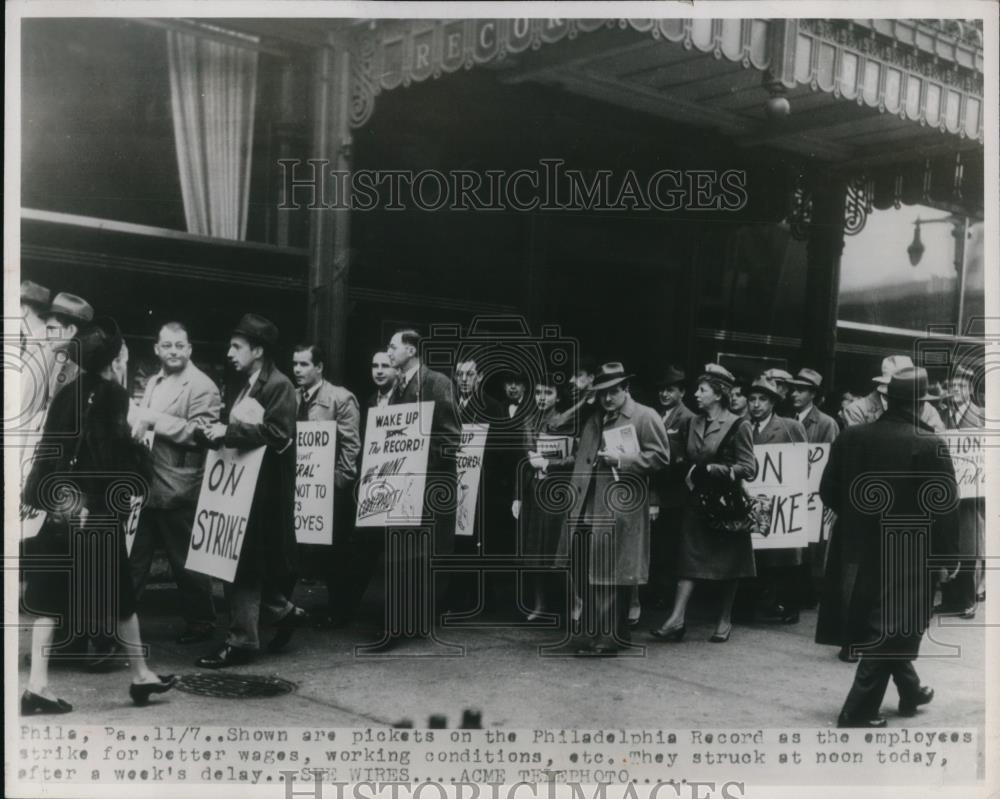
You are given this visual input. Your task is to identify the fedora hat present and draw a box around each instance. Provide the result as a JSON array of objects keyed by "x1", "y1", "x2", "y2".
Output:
[
  {"x1": 48, "y1": 292, "x2": 94, "y2": 325},
  {"x1": 886, "y1": 366, "x2": 935, "y2": 403},
  {"x1": 748, "y1": 375, "x2": 783, "y2": 403},
  {"x1": 591, "y1": 362, "x2": 633, "y2": 391},
  {"x1": 763, "y1": 368, "x2": 793, "y2": 384},
  {"x1": 788, "y1": 368, "x2": 824, "y2": 392},
  {"x1": 873, "y1": 354, "x2": 914, "y2": 385},
  {"x1": 698, "y1": 363, "x2": 736, "y2": 387},
  {"x1": 78, "y1": 316, "x2": 124, "y2": 373},
  {"x1": 655, "y1": 365, "x2": 686, "y2": 389},
  {"x1": 232, "y1": 313, "x2": 279, "y2": 348},
  {"x1": 21, "y1": 280, "x2": 51, "y2": 309}
]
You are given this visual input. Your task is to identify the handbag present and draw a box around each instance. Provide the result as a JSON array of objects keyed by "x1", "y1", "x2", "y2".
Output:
[{"x1": 691, "y1": 417, "x2": 772, "y2": 536}]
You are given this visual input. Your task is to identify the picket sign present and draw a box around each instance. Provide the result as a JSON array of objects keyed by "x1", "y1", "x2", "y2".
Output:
[
  {"x1": 455, "y1": 423, "x2": 489, "y2": 537},
  {"x1": 295, "y1": 420, "x2": 337, "y2": 545}
]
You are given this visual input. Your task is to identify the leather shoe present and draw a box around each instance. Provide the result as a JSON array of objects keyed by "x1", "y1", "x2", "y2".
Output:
[
  {"x1": 176, "y1": 626, "x2": 214, "y2": 645},
  {"x1": 267, "y1": 606, "x2": 310, "y2": 653},
  {"x1": 21, "y1": 690, "x2": 73, "y2": 715},
  {"x1": 898, "y1": 686, "x2": 934, "y2": 717},
  {"x1": 129, "y1": 674, "x2": 178, "y2": 707},
  {"x1": 838, "y1": 646, "x2": 859, "y2": 663},
  {"x1": 195, "y1": 644, "x2": 254, "y2": 669},
  {"x1": 837, "y1": 712, "x2": 887, "y2": 728}
]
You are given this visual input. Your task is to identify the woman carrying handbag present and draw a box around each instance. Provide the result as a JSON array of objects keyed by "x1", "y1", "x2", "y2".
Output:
[
  {"x1": 21, "y1": 316, "x2": 177, "y2": 714},
  {"x1": 650, "y1": 364, "x2": 758, "y2": 643}
]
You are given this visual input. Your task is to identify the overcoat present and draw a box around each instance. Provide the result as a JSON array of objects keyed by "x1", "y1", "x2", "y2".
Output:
[
  {"x1": 815, "y1": 408, "x2": 960, "y2": 656},
  {"x1": 797, "y1": 404, "x2": 839, "y2": 444},
  {"x1": 518, "y1": 406, "x2": 577, "y2": 564},
  {"x1": 655, "y1": 402, "x2": 696, "y2": 509},
  {"x1": 673, "y1": 411, "x2": 758, "y2": 581},
  {"x1": 222, "y1": 362, "x2": 298, "y2": 586},
  {"x1": 390, "y1": 364, "x2": 461, "y2": 556},
  {"x1": 559, "y1": 397, "x2": 670, "y2": 585},
  {"x1": 298, "y1": 379, "x2": 361, "y2": 489},
  {"x1": 458, "y1": 390, "x2": 512, "y2": 553}
]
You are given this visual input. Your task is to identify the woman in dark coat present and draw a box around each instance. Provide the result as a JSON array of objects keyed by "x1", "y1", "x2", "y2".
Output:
[
  {"x1": 21, "y1": 317, "x2": 177, "y2": 714},
  {"x1": 650, "y1": 364, "x2": 757, "y2": 643},
  {"x1": 514, "y1": 376, "x2": 576, "y2": 619}
]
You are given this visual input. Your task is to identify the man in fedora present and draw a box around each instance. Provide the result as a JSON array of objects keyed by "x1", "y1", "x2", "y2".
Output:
[
  {"x1": 763, "y1": 368, "x2": 794, "y2": 417},
  {"x1": 646, "y1": 365, "x2": 694, "y2": 608},
  {"x1": 42, "y1": 292, "x2": 95, "y2": 410},
  {"x1": 816, "y1": 366, "x2": 959, "y2": 727},
  {"x1": 936, "y1": 364, "x2": 985, "y2": 618},
  {"x1": 747, "y1": 376, "x2": 808, "y2": 624},
  {"x1": 787, "y1": 369, "x2": 839, "y2": 444},
  {"x1": 195, "y1": 314, "x2": 307, "y2": 668},
  {"x1": 840, "y1": 354, "x2": 945, "y2": 432},
  {"x1": 562, "y1": 362, "x2": 670, "y2": 654}
]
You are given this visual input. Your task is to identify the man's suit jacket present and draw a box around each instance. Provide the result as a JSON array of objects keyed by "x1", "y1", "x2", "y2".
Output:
[
  {"x1": 797, "y1": 404, "x2": 839, "y2": 444},
  {"x1": 222, "y1": 362, "x2": 298, "y2": 585},
  {"x1": 841, "y1": 390, "x2": 945, "y2": 432},
  {"x1": 657, "y1": 402, "x2": 696, "y2": 509},
  {"x1": 137, "y1": 362, "x2": 221, "y2": 508},
  {"x1": 390, "y1": 364, "x2": 461, "y2": 554},
  {"x1": 298, "y1": 379, "x2": 361, "y2": 489},
  {"x1": 941, "y1": 400, "x2": 983, "y2": 431},
  {"x1": 752, "y1": 414, "x2": 807, "y2": 446}
]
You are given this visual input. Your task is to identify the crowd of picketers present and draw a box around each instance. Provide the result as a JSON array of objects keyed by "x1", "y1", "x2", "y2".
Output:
[{"x1": 17, "y1": 279, "x2": 983, "y2": 727}]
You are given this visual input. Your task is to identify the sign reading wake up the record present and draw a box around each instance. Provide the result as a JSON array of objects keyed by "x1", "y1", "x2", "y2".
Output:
[
  {"x1": 186, "y1": 445, "x2": 266, "y2": 582},
  {"x1": 356, "y1": 401, "x2": 433, "y2": 528}
]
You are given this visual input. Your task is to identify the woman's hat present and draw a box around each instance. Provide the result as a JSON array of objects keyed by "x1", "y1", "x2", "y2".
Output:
[
  {"x1": 591, "y1": 362, "x2": 633, "y2": 391},
  {"x1": 698, "y1": 363, "x2": 736, "y2": 387},
  {"x1": 78, "y1": 316, "x2": 124, "y2": 373},
  {"x1": 748, "y1": 375, "x2": 783, "y2": 403},
  {"x1": 655, "y1": 365, "x2": 687, "y2": 389}
]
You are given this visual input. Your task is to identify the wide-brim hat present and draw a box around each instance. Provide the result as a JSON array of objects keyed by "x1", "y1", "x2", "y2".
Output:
[
  {"x1": 697, "y1": 363, "x2": 736, "y2": 388},
  {"x1": 873, "y1": 354, "x2": 914, "y2": 385},
  {"x1": 655, "y1": 365, "x2": 687, "y2": 389},
  {"x1": 21, "y1": 280, "x2": 51, "y2": 309},
  {"x1": 78, "y1": 315, "x2": 124, "y2": 373},
  {"x1": 747, "y1": 376, "x2": 783, "y2": 403},
  {"x1": 788, "y1": 367, "x2": 824, "y2": 392},
  {"x1": 763, "y1": 368, "x2": 793, "y2": 385},
  {"x1": 48, "y1": 292, "x2": 94, "y2": 325},
  {"x1": 232, "y1": 313, "x2": 279, "y2": 347},
  {"x1": 886, "y1": 366, "x2": 936, "y2": 403},
  {"x1": 591, "y1": 362, "x2": 633, "y2": 391}
]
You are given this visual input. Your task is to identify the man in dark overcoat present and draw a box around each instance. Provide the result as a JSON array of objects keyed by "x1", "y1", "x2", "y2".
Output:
[
  {"x1": 816, "y1": 367, "x2": 960, "y2": 727},
  {"x1": 195, "y1": 314, "x2": 306, "y2": 668}
]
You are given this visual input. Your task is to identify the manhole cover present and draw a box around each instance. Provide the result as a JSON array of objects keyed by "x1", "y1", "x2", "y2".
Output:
[{"x1": 176, "y1": 673, "x2": 297, "y2": 699}]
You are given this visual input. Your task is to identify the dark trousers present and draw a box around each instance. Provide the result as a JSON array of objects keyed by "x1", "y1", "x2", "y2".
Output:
[
  {"x1": 577, "y1": 583, "x2": 630, "y2": 650},
  {"x1": 380, "y1": 529, "x2": 450, "y2": 639},
  {"x1": 644, "y1": 511, "x2": 680, "y2": 606},
  {"x1": 841, "y1": 656, "x2": 922, "y2": 720},
  {"x1": 130, "y1": 505, "x2": 216, "y2": 628},
  {"x1": 225, "y1": 579, "x2": 293, "y2": 650},
  {"x1": 939, "y1": 562, "x2": 977, "y2": 611}
]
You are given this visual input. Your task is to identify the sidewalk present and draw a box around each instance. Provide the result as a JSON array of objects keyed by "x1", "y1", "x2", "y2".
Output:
[{"x1": 16, "y1": 577, "x2": 986, "y2": 730}]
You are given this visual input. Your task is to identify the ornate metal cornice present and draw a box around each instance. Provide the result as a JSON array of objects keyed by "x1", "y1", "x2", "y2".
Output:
[{"x1": 796, "y1": 19, "x2": 983, "y2": 141}]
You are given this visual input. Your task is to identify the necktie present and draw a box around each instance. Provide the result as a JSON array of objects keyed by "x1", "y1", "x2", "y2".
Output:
[
  {"x1": 753, "y1": 420, "x2": 760, "y2": 435},
  {"x1": 298, "y1": 389, "x2": 310, "y2": 422}
]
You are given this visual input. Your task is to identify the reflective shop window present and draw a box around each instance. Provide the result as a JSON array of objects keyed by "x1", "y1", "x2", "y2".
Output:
[{"x1": 838, "y1": 204, "x2": 984, "y2": 336}]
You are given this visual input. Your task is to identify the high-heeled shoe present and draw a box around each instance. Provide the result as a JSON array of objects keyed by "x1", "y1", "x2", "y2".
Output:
[
  {"x1": 709, "y1": 624, "x2": 732, "y2": 643},
  {"x1": 21, "y1": 690, "x2": 73, "y2": 715},
  {"x1": 649, "y1": 623, "x2": 686, "y2": 642},
  {"x1": 129, "y1": 674, "x2": 178, "y2": 707}
]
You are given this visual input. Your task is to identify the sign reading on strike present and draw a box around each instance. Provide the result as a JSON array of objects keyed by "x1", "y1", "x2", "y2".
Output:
[
  {"x1": 455, "y1": 423, "x2": 489, "y2": 537},
  {"x1": 805, "y1": 443, "x2": 831, "y2": 543},
  {"x1": 295, "y1": 421, "x2": 337, "y2": 545},
  {"x1": 186, "y1": 446, "x2": 266, "y2": 582},
  {"x1": 941, "y1": 429, "x2": 985, "y2": 500},
  {"x1": 747, "y1": 443, "x2": 810, "y2": 550},
  {"x1": 356, "y1": 401, "x2": 433, "y2": 528}
]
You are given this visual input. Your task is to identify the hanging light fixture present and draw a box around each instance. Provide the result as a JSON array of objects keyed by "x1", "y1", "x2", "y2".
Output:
[{"x1": 907, "y1": 219, "x2": 925, "y2": 266}]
